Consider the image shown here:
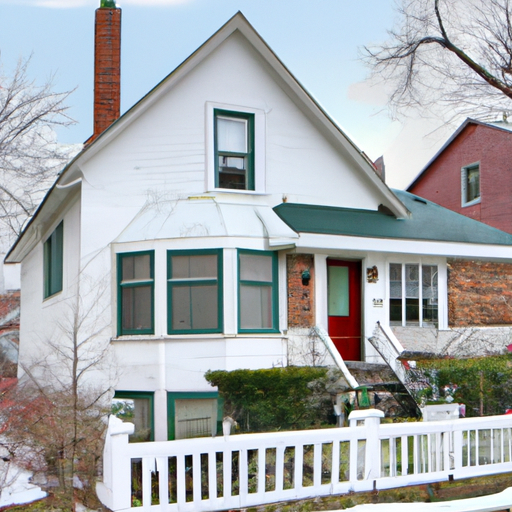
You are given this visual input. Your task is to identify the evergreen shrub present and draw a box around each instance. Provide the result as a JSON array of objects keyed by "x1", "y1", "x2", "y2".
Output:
[{"x1": 205, "y1": 366, "x2": 335, "y2": 432}]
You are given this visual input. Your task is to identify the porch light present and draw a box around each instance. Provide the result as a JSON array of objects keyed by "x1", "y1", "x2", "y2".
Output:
[{"x1": 301, "y1": 268, "x2": 311, "y2": 285}]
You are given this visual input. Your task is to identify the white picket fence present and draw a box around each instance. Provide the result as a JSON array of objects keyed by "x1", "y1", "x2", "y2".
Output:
[{"x1": 97, "y1": 410, "x2": 512, "y2": 512}]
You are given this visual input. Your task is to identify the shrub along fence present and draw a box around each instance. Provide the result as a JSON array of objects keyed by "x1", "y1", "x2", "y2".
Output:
[{"x1": 97, "y1": 409, "x2": 512, "y2": 511}]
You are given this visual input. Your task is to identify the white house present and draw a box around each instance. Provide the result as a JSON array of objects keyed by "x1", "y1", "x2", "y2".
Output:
[{"x1": 6, "y1": 8, "x2": 512, "y2": 443}]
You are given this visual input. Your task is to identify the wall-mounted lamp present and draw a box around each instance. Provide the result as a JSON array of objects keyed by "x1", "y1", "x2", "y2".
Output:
[
  {"x1": 366, "y1": 265, "x2": 379, "y2": 283},
  {"x1": 301, "y1": 268, "x2": 311, "y2": 286}
]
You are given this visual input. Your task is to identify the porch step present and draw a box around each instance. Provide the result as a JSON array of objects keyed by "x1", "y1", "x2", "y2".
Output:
[
  {"x1": 343, "y1": 362, "x2": 420, "y2": 417},
  {"x1": 344, "y1": 362, "x2": 400, "y2": 386}
]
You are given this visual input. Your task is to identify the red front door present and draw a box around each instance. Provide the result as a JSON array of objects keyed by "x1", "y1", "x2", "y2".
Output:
[{"x1": 327, "y1": 259, "x2": 362, "y2": 361}]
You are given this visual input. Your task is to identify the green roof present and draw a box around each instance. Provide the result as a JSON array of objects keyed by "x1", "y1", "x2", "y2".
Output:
[{"x1": 273, "y1": 189, "x2": 512, "y2": 245}]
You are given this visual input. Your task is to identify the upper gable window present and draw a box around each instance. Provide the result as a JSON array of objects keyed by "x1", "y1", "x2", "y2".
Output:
[
  {"x1": 215, "y1": 110, "x2": 254, "y2": 190},
  {"x1": 461, "y1": 163, "x2": 480, "y2": 206},
  {"x1": 206, "y1": 103, "x2": 265, "y2": 193},
  {"x1": 43, "y1": 221, "x2": 64, "y2": 299}
]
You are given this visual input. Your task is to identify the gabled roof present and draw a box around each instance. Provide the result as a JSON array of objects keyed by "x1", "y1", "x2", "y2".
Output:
[
  {"x1": 7, "y1": 11, "x2": 409, "y2": 263},
  {"x1": 407, "y1": 117, "x2": 512, "y2": 191},
  {"x1": 274, "y1": 189, "x2": 512, "y2": 246}
]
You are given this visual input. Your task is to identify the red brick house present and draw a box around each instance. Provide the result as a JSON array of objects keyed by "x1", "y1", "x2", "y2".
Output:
[{"x1": 408, "y1": 118, "x2": 512, "y2": 234}]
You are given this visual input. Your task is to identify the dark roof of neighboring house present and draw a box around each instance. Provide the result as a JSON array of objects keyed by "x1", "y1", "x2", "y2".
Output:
[
  {"x1": 407, "y1": 117, "x2": 512, "y2": 191},
  {"x1": 273, "y1": 189, "x2": 512, "y2": 245}
]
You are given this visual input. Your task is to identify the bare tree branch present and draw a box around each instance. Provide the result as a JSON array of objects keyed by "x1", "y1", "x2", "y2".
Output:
[
  {"x1": 364, "y1": 0, "x2": 512, "y2": 123},
  {"x1": 0, "y1": 56, "x2": 77, "y2": 251}
]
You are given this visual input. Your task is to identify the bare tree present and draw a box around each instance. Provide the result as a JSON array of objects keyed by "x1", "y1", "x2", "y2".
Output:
[
  {"x1": 0, "y1": 273, "x2": 114, "y2": 509},
  {"x1": 364, "y1": 0, "x2": 512, "y2": 123},
  {"x1": 0, "y1": 57, "x2": 76, "y2": 250}
]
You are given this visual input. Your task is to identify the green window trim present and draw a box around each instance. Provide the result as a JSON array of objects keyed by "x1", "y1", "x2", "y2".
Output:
[
  {"x1": 167, "y1": 249, "x2": 223, "y2": 335},
  {"x1": 117, "y1": 251, "x2": 155, "y2": 336},
  {"x1": 214, "y1": 109, "x2": 255, "y2": 191},
  {"x1": 167, "y1": 391, "x2": 221, "y2": 441},
  {"x1": 113, "y1": 390, "x2": 154, "y2": 442},
  {"x1": 238, "y1": 249, "x2": 279, "y2": 334},
  {"x1": 43, "y1": 221, "x2": 64, "y2": 299}
]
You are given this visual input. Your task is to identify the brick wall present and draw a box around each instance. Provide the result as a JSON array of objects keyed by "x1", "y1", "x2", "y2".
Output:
[
  {"x1": 409, "y1": 123, "x2": 512, "y2": 234},
  {"x1": 287, "y1": 254, "x2": 315, "y2": 328},
  {"x1": 448, "y1": 259, "x2": 512, "y2": 326}
]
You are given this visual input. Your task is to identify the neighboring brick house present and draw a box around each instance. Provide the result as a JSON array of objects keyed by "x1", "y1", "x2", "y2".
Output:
[
  {"x1": 408, "y1": 118, "x2": 512, "y2": 234},
  {"x1": 403, "y1": 118, "x2": 512, "y2": 354}
]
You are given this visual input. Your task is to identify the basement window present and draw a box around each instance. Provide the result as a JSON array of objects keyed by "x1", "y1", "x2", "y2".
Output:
[
  {"x1": 390, "y1": 263, "x2": 438, "y2": 327},
  {"x1": 167, "y1": 392, "x2": 221, "y2": 440},
  {"x1": 112, "y1": 391, "x2": 154, "y2": 442}
]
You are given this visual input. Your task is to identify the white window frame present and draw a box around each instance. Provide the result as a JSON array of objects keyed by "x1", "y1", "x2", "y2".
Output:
[
  {"x1": 461, "y1": 162, "x2": 481, "y2": 207},
  {"x1": 206, "y1": 102, "x2": 266, "y2": 194},
  {"x1": 387, "y1": 258, "x2": 448, "y2": 330}
]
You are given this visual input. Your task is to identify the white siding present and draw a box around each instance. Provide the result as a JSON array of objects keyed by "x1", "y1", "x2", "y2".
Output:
[{"x1": 78, "y1": 31, "x2": 386, "y2": 264}]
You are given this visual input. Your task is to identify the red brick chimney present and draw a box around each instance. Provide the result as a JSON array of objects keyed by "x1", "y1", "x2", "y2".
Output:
[{"x1": 88, "y1": 0, "x2": 121, "y2": 143}]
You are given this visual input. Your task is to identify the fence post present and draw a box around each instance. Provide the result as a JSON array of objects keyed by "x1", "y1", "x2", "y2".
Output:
[
  {"x1": 349, "y1": 409, "x2": 384, "y2": 482},
  {"x1": 96, "y1": 415, "x2": 134, "y2": 511}
]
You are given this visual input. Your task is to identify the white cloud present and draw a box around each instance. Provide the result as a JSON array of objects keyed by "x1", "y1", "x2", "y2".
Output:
[
  {"x1": 383, "y1": 117, "x2": 453, "y2": 189},
  {"x1": 347, "y1": 79, "x2": 391, "y2": 107}
]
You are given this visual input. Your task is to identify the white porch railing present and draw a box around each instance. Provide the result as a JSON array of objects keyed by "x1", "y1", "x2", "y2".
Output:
[
  {"x1": 368, "y1": 321, "x2": 408, "y2": 385},
  {"x1": 312, "y1": 326, "x2": 359, "y2": 389},
  {"x1": 97, "y1": 411, "x2": 512, "y2": 512}
]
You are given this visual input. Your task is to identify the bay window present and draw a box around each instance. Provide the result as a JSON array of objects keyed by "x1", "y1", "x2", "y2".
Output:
[
  {"x1": 117, "y1": 251, "x2": 154, "y2": 335},
  {"x1": 238, "y1": 250, "x2": 278, "y2": 332},
  {"x1": 167, "y1": 250, "x2": 223, "y2": 334}
]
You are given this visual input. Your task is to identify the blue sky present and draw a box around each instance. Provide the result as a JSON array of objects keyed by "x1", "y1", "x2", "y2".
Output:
[{"x1": 0, "y1": 0, "x2": 451, "y2": 188}]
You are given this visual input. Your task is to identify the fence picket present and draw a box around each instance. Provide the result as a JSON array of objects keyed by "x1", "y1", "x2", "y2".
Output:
[{"x1": 100, "y1": 411, "x2": 512, "y2": 512}]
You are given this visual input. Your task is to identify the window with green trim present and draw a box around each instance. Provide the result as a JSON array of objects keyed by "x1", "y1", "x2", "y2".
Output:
[
  {"x1": 167, "y1": 250, "x2": 223, "y2": 334},
  {"x1": 118, "y1": 252, "x2": 154, "y2": 335},
  {"x1": 167, "y1": 392, "x2": 221, "y2": 440},
  {"x1": 43, "y1": 221, "x2": 63, "y2": 299},
  {"x1": 112, "y1": 391, "x2": 154, "y2": 442},
  {"x1": 238, "y1": 250, "x2": 278, "y2": 332},
  {"x1": 214, "y1": 109, "x2": 254, "y2": 190}
]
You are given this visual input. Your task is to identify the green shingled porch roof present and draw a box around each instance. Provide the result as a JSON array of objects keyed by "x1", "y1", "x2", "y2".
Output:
[{"x1": 273, "y1": 189, "x2": 512, "y2": 245}]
